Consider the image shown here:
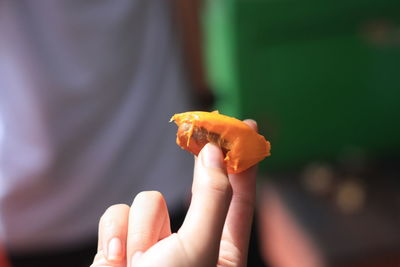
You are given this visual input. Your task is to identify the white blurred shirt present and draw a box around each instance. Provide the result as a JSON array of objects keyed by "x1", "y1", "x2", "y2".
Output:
[{"x1": 0, "y1": 0, "x2": 193, "y2": 252}]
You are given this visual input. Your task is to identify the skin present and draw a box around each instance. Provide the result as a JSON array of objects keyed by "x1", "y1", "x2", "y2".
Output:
[{"x1": 91, "y1": 120, "x2": 258, "y2": 267}]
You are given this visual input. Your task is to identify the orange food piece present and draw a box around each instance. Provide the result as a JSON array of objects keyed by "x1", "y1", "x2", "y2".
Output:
[{"x1": 170, "y1": 111, "x2": 271, "y2": 174}]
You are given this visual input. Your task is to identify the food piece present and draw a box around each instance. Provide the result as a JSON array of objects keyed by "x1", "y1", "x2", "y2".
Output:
[{"x1": 170, "y1": 111, "x2": 271, "y2": 174}]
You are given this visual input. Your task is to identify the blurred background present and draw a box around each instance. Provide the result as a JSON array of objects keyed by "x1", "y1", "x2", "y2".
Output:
[
  {"x1": 1, "y1": 1, "x2": 399, "y2": 267},
  {"x1": 202, "y1": 0, "x2": 400, "y2": 266}
]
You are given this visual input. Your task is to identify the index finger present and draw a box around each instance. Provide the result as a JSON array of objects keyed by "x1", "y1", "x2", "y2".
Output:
[{"x1": 220, "y1": 119, "x2": 258, "y2": 266}]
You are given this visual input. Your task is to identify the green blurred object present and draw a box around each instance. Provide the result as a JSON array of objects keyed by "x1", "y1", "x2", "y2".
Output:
[{"x1": 203, "y1": 0, "x2": 400, "y2": 172}]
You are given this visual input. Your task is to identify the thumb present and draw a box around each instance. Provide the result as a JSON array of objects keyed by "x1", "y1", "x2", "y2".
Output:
[{"x1": 178, "y1": 143, "x2": 232, "y2": 263}]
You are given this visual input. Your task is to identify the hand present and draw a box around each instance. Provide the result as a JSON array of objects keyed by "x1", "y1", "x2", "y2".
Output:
[{"x1": 91, "y1": 120, "x2": 258, "y2": 267}]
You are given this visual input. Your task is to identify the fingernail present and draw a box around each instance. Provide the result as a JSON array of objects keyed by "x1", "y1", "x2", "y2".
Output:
[
  {"x1": 201, "y1": 143, "x2": 224, "y2": 169},
  {"x1": 131, "y1": 251, "x2": 143, "y2": 266},
  {"x1": 107, "y1": 237, "x2": 122, "y2": 261},
  {"x1": 247, "y1": 119, "x2": 257, "y2": 126},
  {"x1": 245, "y1": 119, "x2": 258, "y2": 129}
]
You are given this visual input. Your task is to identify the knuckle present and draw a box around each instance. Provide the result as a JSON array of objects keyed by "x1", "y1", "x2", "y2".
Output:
[
  {"x1": 201, "y1": 170, "x2": 232, "y2": 196},
  {"x1": 99, "y1": 204, "x2": 129, "y2": 228}
]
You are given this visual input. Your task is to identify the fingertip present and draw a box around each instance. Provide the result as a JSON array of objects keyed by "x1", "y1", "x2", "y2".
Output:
[
  {"x1": 243, "y1": 119, "x2": 258, "y2": 131},
  {"x1": 199, "y1": 143, "x2": 225, "y2": 170},
  {"x1": 132, "y1": 191, "x2": 165, "y2": 207},
  {"x1": 195, "y1": 143, "x2": 230, "y2": 196}
]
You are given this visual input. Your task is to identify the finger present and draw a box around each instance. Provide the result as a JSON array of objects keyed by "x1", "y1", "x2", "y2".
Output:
[
  {"x1": 98, "y1": 204, "x2": 130, "y2": 263},
  {"x1": 127, "y1": 191, "x2": 171, "y2": 266},
  {"x1": 219, "y1": 119, "x2": 258, "y2": 266},
  {"x1": 243, "y1": 119, "x2": 258, "y2": 132},
  {"x1": 90, "y1": 251, "x2": 119, "y2": 267},
  {"x1": 179, "y1": 143, "x2": 232, "y2": 263}
]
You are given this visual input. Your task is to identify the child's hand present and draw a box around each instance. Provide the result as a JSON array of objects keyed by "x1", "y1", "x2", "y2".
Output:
[{"x1": 91, "y1": 121, "x2": 258, "y2": 267}]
